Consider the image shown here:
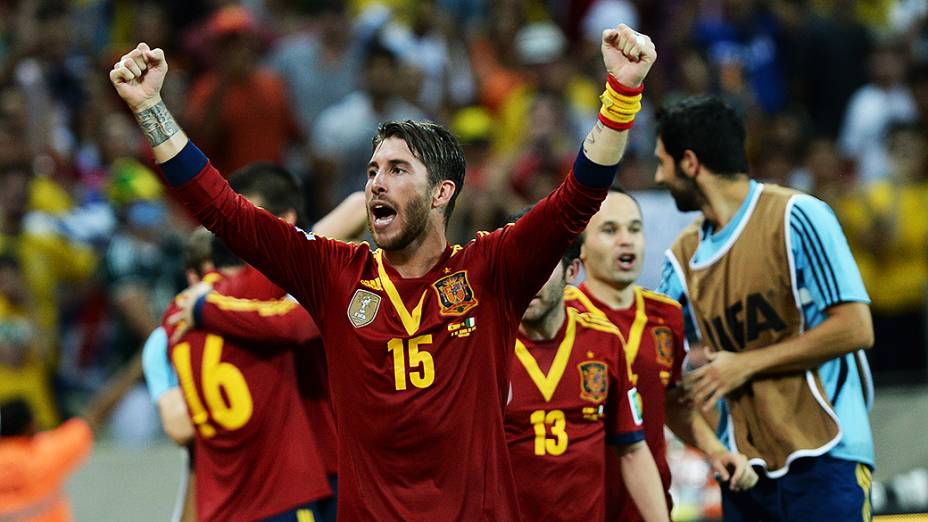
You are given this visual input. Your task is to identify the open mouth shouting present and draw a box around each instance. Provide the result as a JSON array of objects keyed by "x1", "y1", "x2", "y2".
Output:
[
  {"x1": 616, "y1": 253, "x2": 637, "y2": 271},
  {"x1": 370, "y1": 201, "x2": 398, "y2": 231}
]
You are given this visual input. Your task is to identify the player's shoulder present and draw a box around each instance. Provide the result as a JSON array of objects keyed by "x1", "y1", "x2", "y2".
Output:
[
  {"x1": 640, "y1": 288, "x2": 682, "y2": 311},
  {"x1": 563, "y1": 285, "x2": 602, "y2": 316},
  {"x1": 573, "y1": 308, "x2": 621, "y2": 337}
]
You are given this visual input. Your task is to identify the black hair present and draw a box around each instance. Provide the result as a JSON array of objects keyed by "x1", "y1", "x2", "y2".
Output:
[
  {"x1": 211, "y1": 236, "x2": 245, "y2": 270},
  {"x1": 655, "y1": 96, "x2": 748, "y2": 178},
  {"x1": 0, "y1": 398, "x2": 34, "y2": 437},
  {"x1": 363, "y1": 40, "x2": 398, "y2": 68},
  {"x1": 372, "y1": 120, "x2": 467, "y2": 223},
  {"x1": 183, "y1": 227, "x2": 213, "y2": 273},
  {"x1": 229, "y1": 163, "x2": 305, "y2": 226}
]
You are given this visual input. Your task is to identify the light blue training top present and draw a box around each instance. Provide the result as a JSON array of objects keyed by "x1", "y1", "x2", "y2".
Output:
[{"x1": 658, "y1": 180, "x2": 874, "y2": 469}]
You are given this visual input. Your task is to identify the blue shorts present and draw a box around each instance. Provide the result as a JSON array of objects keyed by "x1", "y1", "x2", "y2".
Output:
[
  {"x1": 722, "y1": 455, "x2": 872, "y2": 522},
  {"x1": 260, "y1": 502, "x2": 324, "y2": 522}
]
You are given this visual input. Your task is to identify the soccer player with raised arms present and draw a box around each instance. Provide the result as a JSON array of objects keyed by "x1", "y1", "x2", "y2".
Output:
[
  {"x1": 655, "y1": 97, "x2": 875, "y2": 521},
  {"x1": 110, "y1": 24, "x2": 656, "y2": 520},
  {"x1": 505, "y1": 239, "x2": 670, "y2": 522}
]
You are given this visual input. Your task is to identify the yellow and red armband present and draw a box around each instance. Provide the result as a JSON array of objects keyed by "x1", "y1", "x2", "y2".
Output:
[{"x1": 598, "y1": 75, "x2": 644, "y2": 131}]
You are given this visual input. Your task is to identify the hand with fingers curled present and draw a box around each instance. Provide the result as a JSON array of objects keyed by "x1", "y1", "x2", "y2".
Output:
[
  {"x1": 109, "y1": 42, "x2": 168, "y2": 112},
  {"x1": 600, "y1": 23, "x2": 657, "y2": 89},
  {"x1": 683, "y1": 349, "x2": 755, "y2": 414},
  {"x1": 709, "y1": 449, "x2": 760, "y2": 492},
  {"x1": 166, "y1": 282, "x2": 213, "y2": 344}
]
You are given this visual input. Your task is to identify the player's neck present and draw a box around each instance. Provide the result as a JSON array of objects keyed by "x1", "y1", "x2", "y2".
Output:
[
  {"x1": 382, "y1": 224, "x2": 448, "y2": 278},
  {"x1": 585, "y1": 277, "x2": 636, "y2": 310},
  {"x1": 701, "y1": 174, "x2": 751, "y2": 231},
  {"x1": 519, "y1": 303, "x2": 566, "y2": 341}
]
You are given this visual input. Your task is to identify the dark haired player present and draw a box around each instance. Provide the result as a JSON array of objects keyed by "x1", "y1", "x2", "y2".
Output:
[
  {"x1": 111, "y1": 24, "x2": 657, "y2": 520},
  {"x1": 505, "y1": 239, "x2": 669, "y2": 521},
  {"x1": 656, "y1": 96, "x2": 874, "y2": 521}
]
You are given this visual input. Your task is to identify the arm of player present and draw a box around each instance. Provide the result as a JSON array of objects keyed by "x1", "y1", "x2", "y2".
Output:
[
  {"x1": 312, "y1": 191, "x2": 368, "y2": 241},
  {"x1": 196, "y1": 293, "x2": 321, "y2": 346},
  {"x1": 493, "y1": 25, "x2": 656, "y2": 312},
  {"x1": 158, "y1": 388, "x2": 195, "y2": 446},
  {"x1": 664, "y1": 387, "x2": 758, "y2": 491},
  {"x1": 109, "y1": 43, "x2": 344, "y2": 316},
  {"x1": 685, "y1": 197, "x2": 873, "y2": 413},
  {"x1": 612, "y1": 441, "x2": 670, "y2": 522}
]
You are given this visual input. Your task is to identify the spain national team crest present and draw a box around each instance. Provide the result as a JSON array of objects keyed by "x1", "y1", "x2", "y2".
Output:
[
  {"x1": 652, "y1": 326, "x2": 675, "y2": 367},
  {"x1": 347, "y1": 289, "x2": 381, "y2": 328},
  {"x1": 432, "y1": 270, "x2": 478, "y2": 316},
  {"x1": 578, "y1": 361, "x2": 609, "y2": 403}
]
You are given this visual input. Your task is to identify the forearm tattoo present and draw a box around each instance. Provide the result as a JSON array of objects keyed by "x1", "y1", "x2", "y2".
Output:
[
  {"x1": 583, "y1": 120, "x2": 604, "y2": 155},
  {"x1": 134, "y1": 100, "x2": 180, "y2": 147}
]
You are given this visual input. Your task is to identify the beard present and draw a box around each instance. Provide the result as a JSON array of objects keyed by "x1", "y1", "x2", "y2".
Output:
[
  {"x1": 522, "y1": 279, "x2": 567, "y2": 324},
  {"x1": 369, "y1": 192, "x2": 431, "y2": 251},
  {"x1": 667, "y1": 165, "x2": 704, "y2": 212}
]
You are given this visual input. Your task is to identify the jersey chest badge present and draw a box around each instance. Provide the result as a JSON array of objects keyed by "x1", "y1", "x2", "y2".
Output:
[
  {"x1": 347, "y1": 289, "x2": 381, "y2": 328},
  {"x1": 432, "y1": 270, "x2": 478, "y2": 316},
  {"x1": 578, "y1": 361, "x2": 608, "y2": 403},
  {"x1": 652, "y1": 326, "x2": 674, "y2": 367}
]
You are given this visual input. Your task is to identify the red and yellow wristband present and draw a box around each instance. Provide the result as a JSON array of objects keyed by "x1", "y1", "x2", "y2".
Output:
[{"x1": 598, "y1": 75, "x2": 644, "y2": 131}]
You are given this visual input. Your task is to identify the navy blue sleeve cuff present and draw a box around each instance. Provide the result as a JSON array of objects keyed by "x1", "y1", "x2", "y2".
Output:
[
  {"x1": 608, "y1": 429, "x2": 646, "y2": 446},
  {"x1": 571, "y1": 148, "x2": 620, "y2": 189},
  {"x1": 192, "y1": 293, "x2": 208, "y2": 328},
  {"x1": 161, "y1": 142, "x2": 208, "y2": 186}
]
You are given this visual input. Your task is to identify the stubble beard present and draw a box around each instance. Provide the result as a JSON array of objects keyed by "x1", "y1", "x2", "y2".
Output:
[{"x1": 370, "y1": 193, "x2": 432, "y2": 252}]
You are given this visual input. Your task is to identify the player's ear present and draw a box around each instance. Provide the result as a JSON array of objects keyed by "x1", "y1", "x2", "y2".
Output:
[
  {"x1": 432, "y1": 179, "x2": 456, "y2": 210},
  {"x1": 565, "y1": 258, "x2": 582, "y2": 283},
  {"x1": 680, "y1": 149, "x2": 700, "y2": 179}
]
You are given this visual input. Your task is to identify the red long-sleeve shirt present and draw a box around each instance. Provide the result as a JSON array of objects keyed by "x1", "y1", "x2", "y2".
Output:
[{"x1": 160, "y1": 142, "x2": 616, "y2": 521}]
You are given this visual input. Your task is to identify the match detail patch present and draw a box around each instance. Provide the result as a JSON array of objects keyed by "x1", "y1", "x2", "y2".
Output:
[{"x1": 347, "y1": 289, "x2": 381, "y2": 328}]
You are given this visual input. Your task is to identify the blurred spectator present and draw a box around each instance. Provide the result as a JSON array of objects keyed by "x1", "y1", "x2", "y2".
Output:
[
  {"x1": 693, "y1": 0, "x2": 785, "y2": 114},
  {"x1": 494, "y1": 21, "x2": 598, "y2": 154},
  {"x1": 379, "y1": 0, "x2": 476, "y2": 115},
  {"x1": 103, "y1": 165, "x2": 183, "y2": 373},
  {"x1": 468, "y1": 0, "x2": 526, "y2": 112},
  {"x1": 0, "y1": 255, "x2": 57, "y2": 430},
  {"x1": 504, "y1": 93, "x2": 574, "y2": 208},
  {"x1": 789, "y1": 137, "x2": 855, "y2": 206},
  {"x1": 839, "y1": 39, "x2": 918, "y2": 183},
  {"x1": 266, "y1": 1, "x2": 364, "y2": 138},
  {"x1": 311, "y1": 42, "x2": 426, "y2": 207},
  {"x1": 186, "y1": 6, "x2": 301, "y2": 175},
  {"x1": 0, "y1": 397, "x2": 93, "y2": 522},
  {"x1": 446, "y1": 106, "x2": 506, "y2": 242},
  {"x1": 841, "y1": 122, "x2": 928, "y2": 384},
  {"x1": 791, "y1": 0, "x2": 872, "y2": 137}
]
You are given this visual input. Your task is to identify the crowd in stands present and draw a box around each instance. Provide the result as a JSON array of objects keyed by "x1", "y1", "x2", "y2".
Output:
[{"x1": 0, "y1": 0, "x2": 926, "y2": 448}]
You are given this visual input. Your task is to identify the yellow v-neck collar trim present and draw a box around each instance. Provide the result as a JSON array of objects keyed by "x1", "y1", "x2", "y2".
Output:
[
  {"x1": 515, "y1": 308, "x2": 579, "y2": 402},
  {"x1": 374, "y1": 249, "x2": 428, "y2": 336}
]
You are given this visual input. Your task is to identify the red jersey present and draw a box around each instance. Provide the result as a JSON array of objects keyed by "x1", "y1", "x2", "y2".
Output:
[
  {"x1": 161, "y1": 143, "x2": 611, "y2": 521},
  {"x1": 197, "y1": 267, "x2": 338, "y2": 475},
  {"x1": 565, "y1": 284, "x2": 685, "y2": 521},
  {"x1": 163, "y1": 270, "x2": 331, "y2": 522},
  {"x1": 505, "y1": 307, "x2": 644, "y2": 522}
]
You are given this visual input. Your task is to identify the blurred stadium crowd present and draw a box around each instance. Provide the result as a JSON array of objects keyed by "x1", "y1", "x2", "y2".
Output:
[{"x1": 0, "y1": 0, "x2": 927, "y2": 514}]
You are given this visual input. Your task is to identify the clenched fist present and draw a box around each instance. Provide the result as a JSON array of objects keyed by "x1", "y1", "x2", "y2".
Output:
[
  {"x1": 601, "y1": 24, "x2": 656, "y2": 88},
  {"x1": 109, "y1": 42, "x2": 168, "y2": 112}
]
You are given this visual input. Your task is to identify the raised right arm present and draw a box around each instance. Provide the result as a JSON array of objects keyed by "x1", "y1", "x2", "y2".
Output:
[{"x1": 109, "y1": 43, "x2": 343, "y2": 316}]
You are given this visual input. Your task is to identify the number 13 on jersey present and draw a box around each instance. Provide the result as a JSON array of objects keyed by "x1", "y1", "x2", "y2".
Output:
[{"x1": 388, "y1": 334, "x2": 435, "y2": 390}]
